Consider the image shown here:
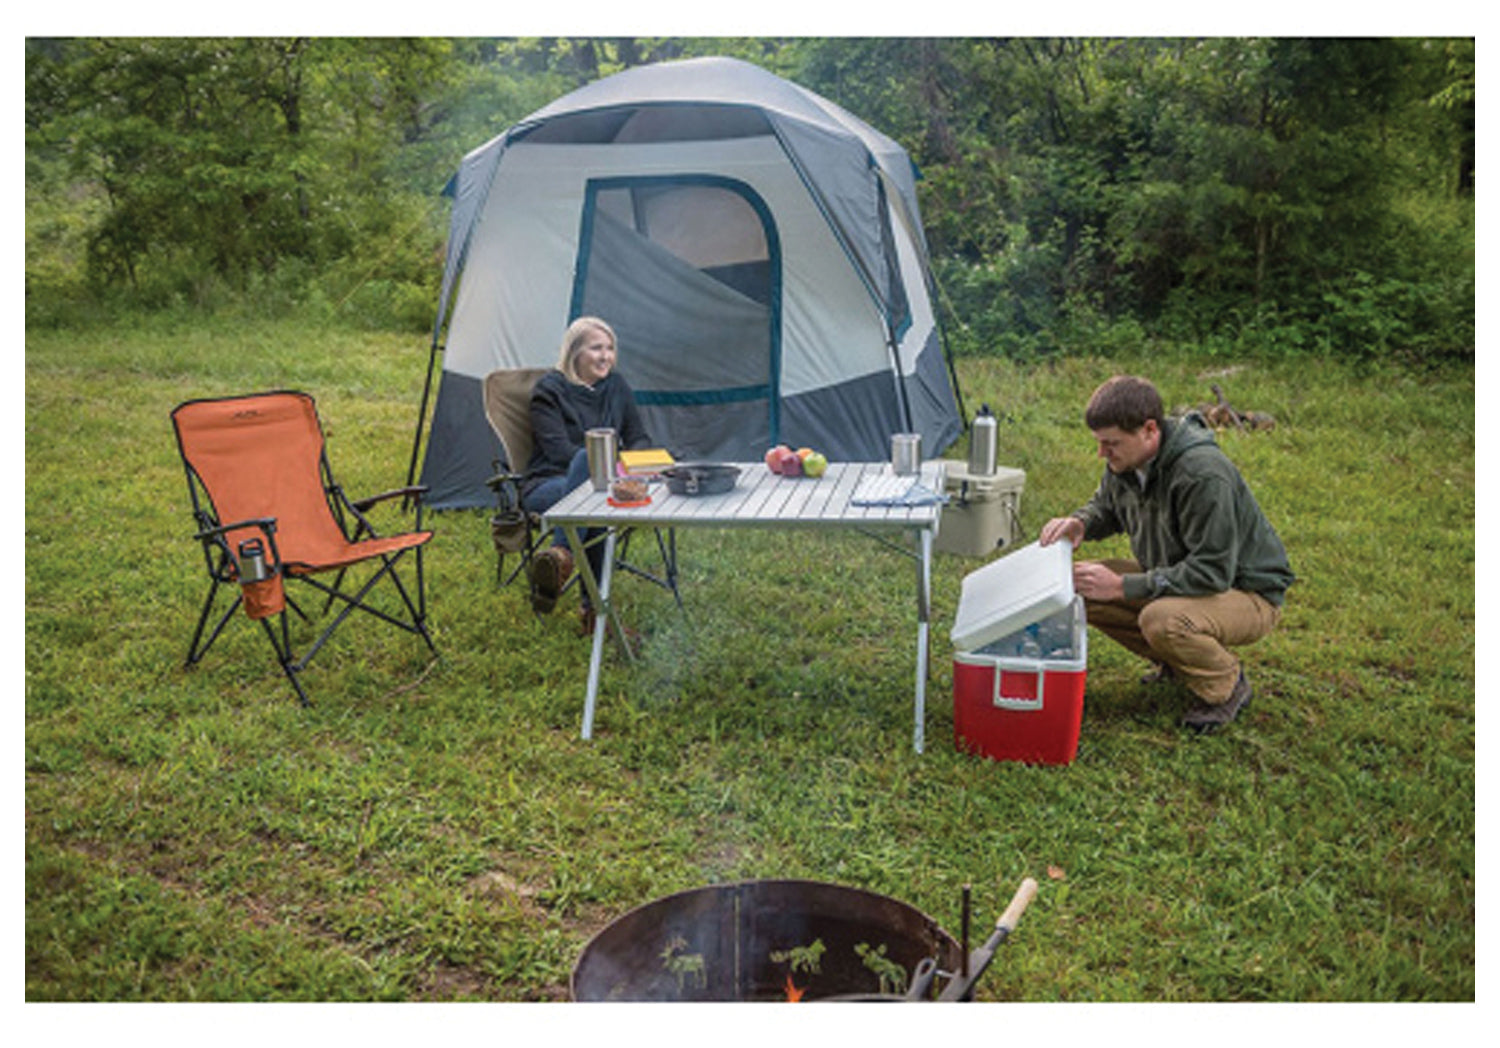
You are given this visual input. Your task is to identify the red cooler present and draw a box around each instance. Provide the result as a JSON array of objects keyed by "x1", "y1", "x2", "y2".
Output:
[{"x1": 950, "y1": 541, "x2": 1088, "y2": 765}]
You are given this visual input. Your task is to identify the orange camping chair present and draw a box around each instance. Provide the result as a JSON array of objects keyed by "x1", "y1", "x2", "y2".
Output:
[{"x1": 171, "y1": 391, "x2": 436, "y2": 705}]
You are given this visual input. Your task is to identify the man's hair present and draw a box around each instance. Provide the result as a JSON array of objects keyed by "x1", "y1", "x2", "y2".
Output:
[{"x1": 1084, "y1": 375, "x2": 1165, "y2": 432}]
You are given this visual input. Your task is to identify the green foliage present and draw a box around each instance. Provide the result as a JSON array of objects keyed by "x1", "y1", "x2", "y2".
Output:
[
  {"x1": 788, "y1": 37, "x2": 1473, "y2": 363},
  {"x1": 25, "y1": 317, "x2": 1473, "y2": 1006},
  {"x1": 25, "y1": 36, "x2": 1475, "y2": 363}
]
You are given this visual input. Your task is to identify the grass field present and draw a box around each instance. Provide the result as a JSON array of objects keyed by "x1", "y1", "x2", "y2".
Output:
[{"x1": 24, "y1": 316, "x2": 1474, "y2": 1021}]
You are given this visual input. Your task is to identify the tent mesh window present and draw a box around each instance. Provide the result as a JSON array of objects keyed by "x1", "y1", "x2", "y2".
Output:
[{"x1": 517, "y1": 103, "x2": 775, "y2": 145}]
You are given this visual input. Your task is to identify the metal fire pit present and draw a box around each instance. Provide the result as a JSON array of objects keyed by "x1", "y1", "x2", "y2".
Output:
[{"x1": 571, "y1": 879, "x2": 964, "y2": 1002}]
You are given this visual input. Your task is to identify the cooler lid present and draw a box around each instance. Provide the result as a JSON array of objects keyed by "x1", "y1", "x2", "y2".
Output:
[{"x1": 950, "y1": 539, "x2": 1075, "y2": 651}]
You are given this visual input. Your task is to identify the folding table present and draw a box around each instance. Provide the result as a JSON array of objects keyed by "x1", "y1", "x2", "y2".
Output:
[{"x1": 542, "y1": 461, "x2": 945, "y2": 752}]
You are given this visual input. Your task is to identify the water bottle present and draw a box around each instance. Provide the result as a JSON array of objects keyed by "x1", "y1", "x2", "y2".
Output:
[
  {"x1": 1039, "y1": 614, "x2": 1072, "y2": 659},
  {"x1": 968, "y1": 404, "x2": 997, "y2": 476},
  {"x1": 1019, "y1": 624, "x2": 1042, "y2": 659}
]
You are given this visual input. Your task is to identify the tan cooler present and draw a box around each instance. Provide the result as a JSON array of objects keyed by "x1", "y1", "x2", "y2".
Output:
[{"x1": 936, "y1": 463, "x2": 1026, "y2": 557}]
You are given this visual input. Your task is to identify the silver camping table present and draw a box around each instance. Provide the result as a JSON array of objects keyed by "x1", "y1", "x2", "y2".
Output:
[{"x1": 542, "y1": 461, "x2": 945, "y2": 752}]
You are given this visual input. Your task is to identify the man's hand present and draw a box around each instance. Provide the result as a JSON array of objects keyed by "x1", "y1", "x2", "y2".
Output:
[
  {"x1": 1072, "y1": 561, "x2": 1125, "y2": 601},
  {"x1": 1039, "y1": 516, "x2": 1084, "y2": 548}
]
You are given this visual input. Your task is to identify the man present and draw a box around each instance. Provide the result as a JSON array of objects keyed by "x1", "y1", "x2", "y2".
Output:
[{"x1": 1039, "y1": 375, "x2": 1293, "y2": 732}]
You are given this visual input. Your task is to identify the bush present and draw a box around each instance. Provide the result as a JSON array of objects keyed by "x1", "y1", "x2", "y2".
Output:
[{"x1": 337, "y1": 279, "x2": 437, "y2": 334}]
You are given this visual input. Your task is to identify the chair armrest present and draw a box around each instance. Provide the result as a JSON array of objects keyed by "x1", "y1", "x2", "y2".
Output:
[
  {"x1": 192, "y1": 516, "x2": 283, "y2": 577},
  {"x1": 194, "y1": 516, "x2": 278, "y2": 543},
  {"x1": 350, "y1": 485, "x2": 429, "y2": 513}
]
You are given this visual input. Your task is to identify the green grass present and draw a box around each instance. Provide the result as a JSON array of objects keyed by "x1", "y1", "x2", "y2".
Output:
[{"x1": 25, "y1": 318, "x2": 1474, "y2": 1005}]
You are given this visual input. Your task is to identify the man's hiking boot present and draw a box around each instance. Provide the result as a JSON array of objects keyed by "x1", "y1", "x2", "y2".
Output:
[
  {"x1": 529, "y1": 546, "x2": 573, "y2": 614},
  {"x1": 1181, "y1": 670, "x2": 1253, "y2": 734}
]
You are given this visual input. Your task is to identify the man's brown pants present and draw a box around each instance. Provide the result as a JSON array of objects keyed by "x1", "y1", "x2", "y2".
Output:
[{"x1": 1083, "y1": 559, "x2": 1282, "y2": 704}]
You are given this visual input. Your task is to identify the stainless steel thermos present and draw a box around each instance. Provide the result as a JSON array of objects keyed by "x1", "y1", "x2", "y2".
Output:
[{"x1": 967, "y1": 404, "x2": 998, "y2": 476}]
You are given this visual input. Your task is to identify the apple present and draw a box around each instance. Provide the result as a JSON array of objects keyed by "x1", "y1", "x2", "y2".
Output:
[
  {"x1": 764, "y1": 444, "x2": 792, "y2": 473},
  {"x1": 777, "y1": 447, "x2": 803, "y2": 476},
  {"x1": 803, "y1": 451, "x2": 828, "y2": 478}
]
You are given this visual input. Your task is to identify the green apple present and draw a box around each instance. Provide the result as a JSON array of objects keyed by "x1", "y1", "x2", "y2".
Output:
[{"x1": 803, "y1": 450, "x2": 828, "y2": 477}]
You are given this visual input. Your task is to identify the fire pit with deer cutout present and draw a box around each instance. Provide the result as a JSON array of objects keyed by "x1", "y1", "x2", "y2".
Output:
[{"x1": 571, "y1": 878, "x2": 1037, "y2": 1002}]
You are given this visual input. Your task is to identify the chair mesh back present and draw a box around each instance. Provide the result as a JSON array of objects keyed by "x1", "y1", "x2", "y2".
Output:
[{"x1": 483, "y1": 368, "x2": 550, "y2": 472}]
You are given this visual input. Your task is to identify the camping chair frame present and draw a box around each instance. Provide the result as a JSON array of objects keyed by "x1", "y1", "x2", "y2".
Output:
[
  {"x1": 481, "y1": 369, "x2": 682, "y2": 610},
  {"x1": 172, "y1": 391, "x2": 437, "y2": 706}
]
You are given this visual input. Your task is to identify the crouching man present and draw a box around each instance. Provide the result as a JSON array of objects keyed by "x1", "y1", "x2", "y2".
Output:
[{"x1": 1039, "y1": 375, "x2": 1294, "y2": 732}]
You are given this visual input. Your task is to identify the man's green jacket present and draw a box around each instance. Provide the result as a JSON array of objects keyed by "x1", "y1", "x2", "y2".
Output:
[{"x1": 1072, "y1": 413, "x2": 1294, "y2": 605}]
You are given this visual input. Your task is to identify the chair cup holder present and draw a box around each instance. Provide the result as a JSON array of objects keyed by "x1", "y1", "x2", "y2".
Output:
[
  {"x1": 490, "y1": 512, "x2": 529, "y2": 553},
  {"x1": 241, "y1": 575, "x2": 286, "y2": 620}
]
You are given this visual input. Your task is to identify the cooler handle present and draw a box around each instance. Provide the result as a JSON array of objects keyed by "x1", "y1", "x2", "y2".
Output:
[{"x1": 994, "y1": 660, "x2": 1046, "y2": 711}]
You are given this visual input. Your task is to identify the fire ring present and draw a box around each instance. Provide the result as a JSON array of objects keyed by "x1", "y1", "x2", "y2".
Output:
[{"x1": 571, "y1": 879, "x2": 964, "y2": 1002}]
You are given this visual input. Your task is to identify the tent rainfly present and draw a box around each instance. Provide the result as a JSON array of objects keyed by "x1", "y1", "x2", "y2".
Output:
[{"x1": 411, "y1": 56, "x2": 964, "y2": 510}]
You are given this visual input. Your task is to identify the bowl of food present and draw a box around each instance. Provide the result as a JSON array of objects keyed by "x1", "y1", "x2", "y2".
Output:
[{"x1": 609, "y1": 477, "x2": 651, "y2": 507}]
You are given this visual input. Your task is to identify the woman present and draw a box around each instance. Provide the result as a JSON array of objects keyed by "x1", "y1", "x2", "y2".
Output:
[{"x1": 522, "y1": 316, "x2": 653, "y2": 626}]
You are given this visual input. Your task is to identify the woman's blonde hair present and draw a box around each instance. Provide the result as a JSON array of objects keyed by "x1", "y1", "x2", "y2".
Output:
[{"x1": 558, "y1": 316, "x2": 617, "y2": 384}]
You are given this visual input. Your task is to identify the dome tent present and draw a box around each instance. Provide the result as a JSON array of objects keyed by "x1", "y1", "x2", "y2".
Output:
[{"x1": 411, "y1": 56, "x2": 963, "y2": 509}]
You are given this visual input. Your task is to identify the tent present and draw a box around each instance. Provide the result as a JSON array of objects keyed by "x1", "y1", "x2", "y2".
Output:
[{"x1": 411, "y1": 56, "x2": 964, "y2": 510}]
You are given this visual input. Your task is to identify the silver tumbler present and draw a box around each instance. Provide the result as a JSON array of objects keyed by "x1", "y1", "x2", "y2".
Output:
[
  {"x1": 238, "y1": 538, "x2": 271, "y2": 582},
  {"x1": 890, "y1": 433, "x2": 922, "y2": 476},
  {"x1": 586, "y1": 428, "x2": 618, "y2": 491}
]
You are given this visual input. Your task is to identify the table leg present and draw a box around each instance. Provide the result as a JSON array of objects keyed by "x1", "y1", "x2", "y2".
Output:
[
  {"x1": 913, "y1": 526, "x2": 933, "y2": 754},
  {"x1": 562, "y1": 525, "x2": 617, "y2": 741}
]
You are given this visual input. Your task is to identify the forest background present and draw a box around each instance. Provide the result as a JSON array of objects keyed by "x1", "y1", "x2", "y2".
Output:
[{"x1": 25, "y1": 35, "x2": 1475, "y2": 363}]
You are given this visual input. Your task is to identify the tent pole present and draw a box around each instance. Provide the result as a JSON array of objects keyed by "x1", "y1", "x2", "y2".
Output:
[
  {"x1": 405, "y1": 335, "x2": 443, "y2": 503},
  {"x1": 927, "y1": 264, "x2": 970, "y2": 430}
]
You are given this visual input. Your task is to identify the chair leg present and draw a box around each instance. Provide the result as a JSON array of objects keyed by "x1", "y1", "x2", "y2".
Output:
[
  {"x1": 259, "y1": 613, "x2": 311, "y2": 707},
  {"x1": 187, "y1": 579, "x2": 242, "y2": 666},
  {"x1": 293, "y1": 548, "x2": 435, "y2": 671},
  {"x1": 610, "y1": 527, "x2": 682, "y2": 607},
  {"x1": 658, "y1": 527, "x2": 683, "y2": 609}
]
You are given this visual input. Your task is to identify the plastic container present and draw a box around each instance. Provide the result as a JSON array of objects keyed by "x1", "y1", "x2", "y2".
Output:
[
  {"x1": 935, "y1": 462, "x2": 1026, "y2": 557},
  {"x1": 950, "y1": 541, "x2": 1088, "y2": 765}
]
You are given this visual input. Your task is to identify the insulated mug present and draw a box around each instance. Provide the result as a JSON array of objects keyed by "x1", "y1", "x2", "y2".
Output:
[
  {"x1": 891, "y1": 433, "x2": 922, "y2": 476},
  {"x1": 586, "y1": 428, "x2": 618, "y2": 491}
]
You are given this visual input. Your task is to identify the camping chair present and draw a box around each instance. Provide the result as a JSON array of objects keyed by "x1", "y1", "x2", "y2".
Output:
[
  {"x1": 481, "y1": 368, "x2": 681, "y2": 608},
  {"x1": 483, "y1": 368, "x2": 551, "y2": 587},
  {"x1": 171, "y1": 390, "x2": 437, "y2": 706}
]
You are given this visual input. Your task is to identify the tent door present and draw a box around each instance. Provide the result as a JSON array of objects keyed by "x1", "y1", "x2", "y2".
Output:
[{"x1": 571, "y1": 176, "x2": 781, "y2": 461}]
